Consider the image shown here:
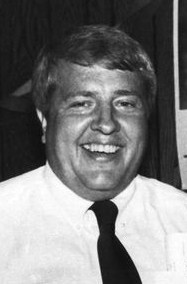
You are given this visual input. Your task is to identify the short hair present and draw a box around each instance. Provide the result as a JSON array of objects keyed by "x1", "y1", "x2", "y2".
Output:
[{"x1": 32, "y1": 25, "x2": 156, "y2": 117}]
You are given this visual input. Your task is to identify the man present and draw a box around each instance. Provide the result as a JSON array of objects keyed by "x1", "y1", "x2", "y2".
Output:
[{"x1": 0, "y1": 25, "x2": 187, "y2": 283}]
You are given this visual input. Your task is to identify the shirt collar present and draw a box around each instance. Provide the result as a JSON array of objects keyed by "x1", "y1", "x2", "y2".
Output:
[
  {"x1": 43, "y1": 163, "x2": 93, "y2": 228},
  {"x1": 112, "y1": 176, "x2": 138, "y2": 222},
  {"x1": 43, "y1": 163, "x2": 138, "y2": 227}
]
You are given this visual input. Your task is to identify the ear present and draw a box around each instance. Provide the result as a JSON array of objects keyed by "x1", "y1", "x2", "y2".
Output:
[{"x1": 36, "y1": 109, "x2": 47, "y2": 143}]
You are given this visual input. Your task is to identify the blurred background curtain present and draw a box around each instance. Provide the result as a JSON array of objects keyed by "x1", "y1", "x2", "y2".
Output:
[{"x1": 0, "y1": 0, "x2": 181, "y2": 188}]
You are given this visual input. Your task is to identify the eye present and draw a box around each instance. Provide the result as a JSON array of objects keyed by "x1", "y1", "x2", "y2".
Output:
[
  {"x1": 68, "y1": 99, "x2": 95, "y2": 113},
  {"x1": 114, "y1": 99, "x2": 137, "y2": 109},
  {"x1": 117, "y1": 101, "x2": 136, "y2": 108},
  {"x1": 113, "y1": 96, "x2": 144, "y2": 113},
  {"x1": 70, "y1": 100, "x2": 94, "y2": 108}
]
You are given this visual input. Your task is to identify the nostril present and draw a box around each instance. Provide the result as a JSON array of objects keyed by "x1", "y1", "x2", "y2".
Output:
[{"x1": 91, "y1": 116, "x2": 120, "y2": 134}]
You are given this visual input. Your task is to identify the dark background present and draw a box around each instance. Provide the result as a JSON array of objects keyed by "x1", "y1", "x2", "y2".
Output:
[{"x1": 0, "y1": 0, "x2": 181, "y2": 188}]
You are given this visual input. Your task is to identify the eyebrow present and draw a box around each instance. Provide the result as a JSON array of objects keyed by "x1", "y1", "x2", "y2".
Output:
[
  {"x1": 68, "y1": 90, "x2": 138, "y2": 97},
  {"x1": 63, "y1": 91, "x2": 97, "y2": 101},
  {"x1": 113, "y1": 90, "x2": 140, "y2": 97},
  {"x1": 62, "y1": 89, "x2": 140, "y2": 102}
]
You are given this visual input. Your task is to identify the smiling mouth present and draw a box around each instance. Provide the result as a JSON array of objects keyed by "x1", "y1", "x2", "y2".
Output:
[{"x1": 82, "y1": 144, "x2": 120, "y2": 154}]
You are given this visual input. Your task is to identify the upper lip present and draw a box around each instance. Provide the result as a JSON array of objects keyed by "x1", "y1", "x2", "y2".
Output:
[
  {"x1": 80, "y1": 138, "x2": 125, "y2": 148},
  {"x1": 81, "y1": 142, "x2": 122, "y2": 147}
]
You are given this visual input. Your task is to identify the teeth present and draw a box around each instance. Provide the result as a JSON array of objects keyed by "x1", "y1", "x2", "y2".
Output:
[{"x1": 83, "y1": 144, "x2": 120, "y2": 153}]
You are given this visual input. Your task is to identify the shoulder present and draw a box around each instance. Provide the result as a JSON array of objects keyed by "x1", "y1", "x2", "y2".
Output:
[
  {"x1": 0, "y1": 166, "x2": 45, "y2": 192},
  {"x1": 136, "y1": 175, "x2": 187, "y2": 207},
  {"x1": 136, "y1": 174, "x2": 187, "y2": 197},
  {"x1": 135, "y1": 175, "x2": 187, "y2": 218},
  {"x1": 0, "y1": 166, "x2": 46, "y2": 214},
  {"x1": 0, "y1": 167, "x2": 46, "y2": 252}
]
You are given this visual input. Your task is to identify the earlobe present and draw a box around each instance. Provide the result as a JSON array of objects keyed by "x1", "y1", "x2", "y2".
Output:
[{"x1": 36, "y1": 109, "x2": 47, "y2": 143}]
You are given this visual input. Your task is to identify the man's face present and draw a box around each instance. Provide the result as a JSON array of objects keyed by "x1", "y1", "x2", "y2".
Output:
[{"x1": 46, "y1": 62, "x2": 148, "y2": 201}]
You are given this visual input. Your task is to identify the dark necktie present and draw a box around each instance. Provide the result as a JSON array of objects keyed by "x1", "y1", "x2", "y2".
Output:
[{"x1": 90, "y1": 200, "x2": 142, "y2": 284}]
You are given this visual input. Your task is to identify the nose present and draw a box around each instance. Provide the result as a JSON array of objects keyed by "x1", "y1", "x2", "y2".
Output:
[{"x1": 91, "y1": 103, "x2": 120, "y2": 134}]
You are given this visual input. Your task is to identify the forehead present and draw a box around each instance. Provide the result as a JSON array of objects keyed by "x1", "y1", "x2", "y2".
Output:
[{"x1": 55, "y1": 61, "x2": 144, "y2": 95}]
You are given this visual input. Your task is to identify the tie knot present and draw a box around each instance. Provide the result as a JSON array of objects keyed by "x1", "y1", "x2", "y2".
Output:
[{"x1": 90, "y1": 200, "x2": 118, "y2": 234}]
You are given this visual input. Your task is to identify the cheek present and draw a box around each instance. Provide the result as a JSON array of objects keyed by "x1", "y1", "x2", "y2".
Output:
[
  {"x1": 47, "y1": 115, "x2": 69, "y2": 147},
  {"x1": 52, "y1": 115, "x2": 89, "y2": 148},
  {"x1": 134, "y1": 123, "x2": 147, "y2": 140},
  {"x1": 121, "y1": 116, "x2": 147, "y2": 140},
  {"x1": 63, "y1": 114, "x2": 92, "y2": 135}
]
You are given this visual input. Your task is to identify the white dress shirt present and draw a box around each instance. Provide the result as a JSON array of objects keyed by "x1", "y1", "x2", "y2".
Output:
[{"x1": 0, "y1": 164, "x2": 187, "y2": 284}]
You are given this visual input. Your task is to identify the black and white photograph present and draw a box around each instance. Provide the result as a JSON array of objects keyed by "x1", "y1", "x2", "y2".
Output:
[{"x1": 0, "y1": 0, "x2": 187, "y2": 283}]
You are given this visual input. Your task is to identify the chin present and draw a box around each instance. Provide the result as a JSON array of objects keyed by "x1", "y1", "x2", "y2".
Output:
[
  {"x1": 87, "y1": 187, "x2": 122, "y2": 201},
  {"x1": 84, "y1": 176, "x2": 122, "y2": 193}
]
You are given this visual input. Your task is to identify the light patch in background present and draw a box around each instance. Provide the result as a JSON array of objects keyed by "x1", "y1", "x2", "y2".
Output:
[{"x1": 173, "y1": 0, "x2": 187, "y2": 189}]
